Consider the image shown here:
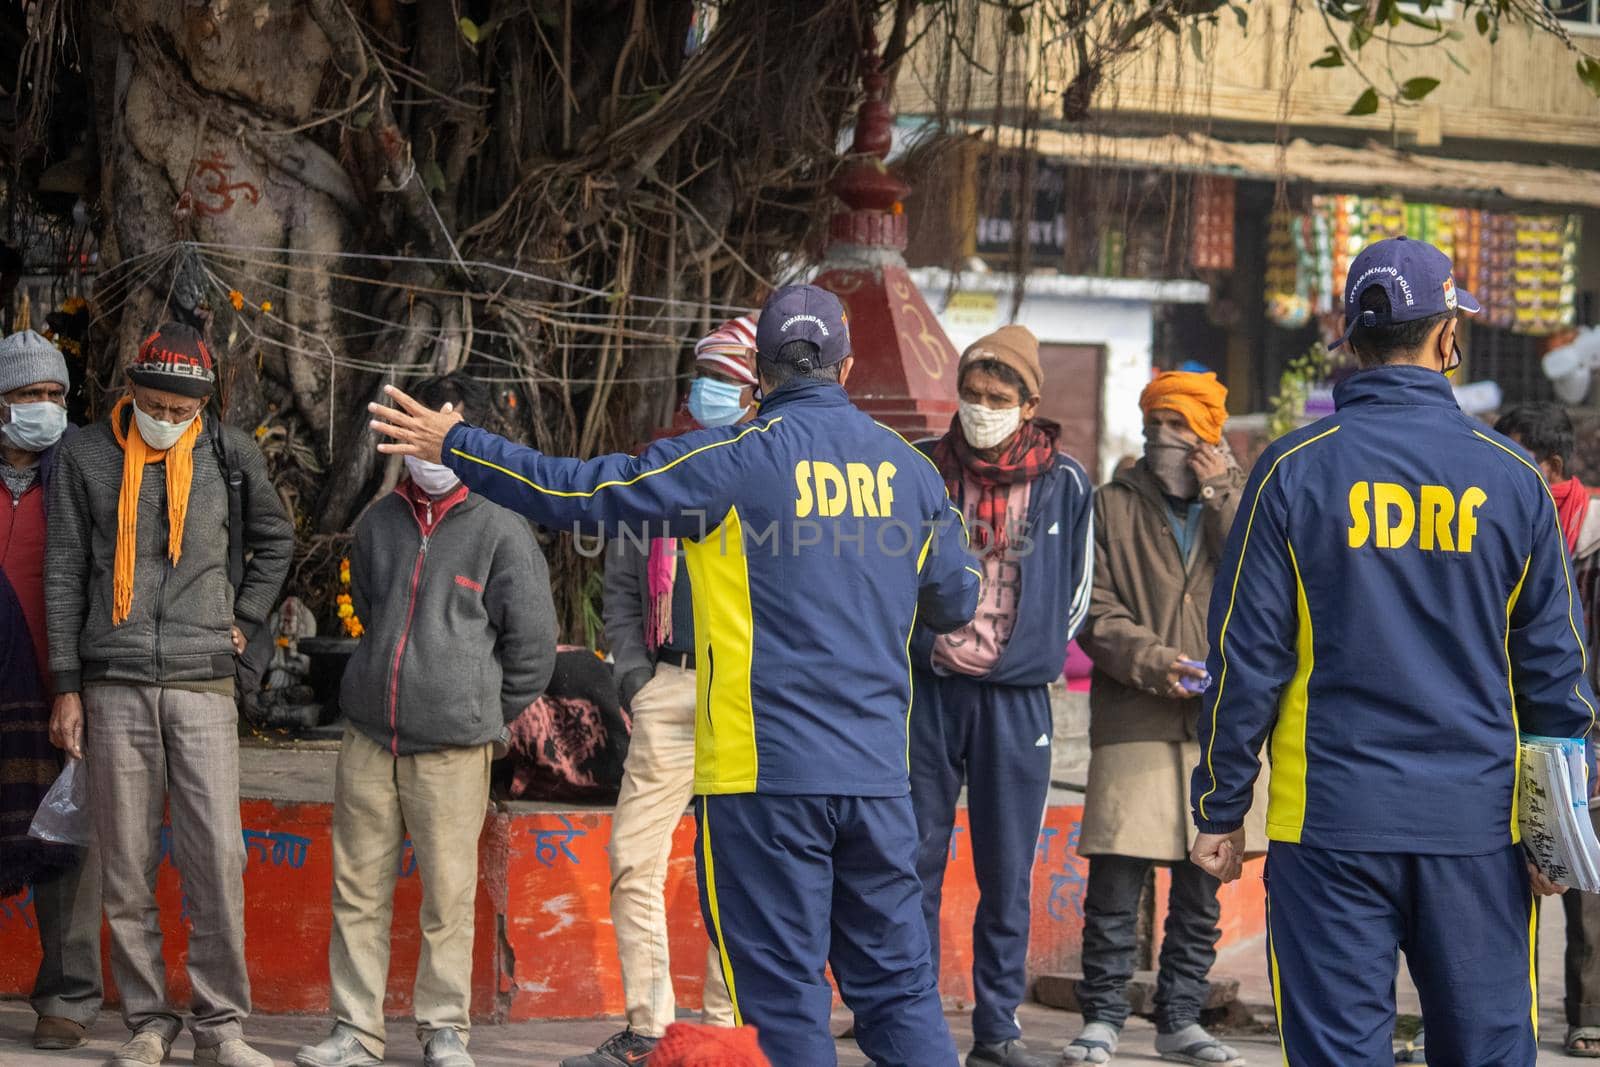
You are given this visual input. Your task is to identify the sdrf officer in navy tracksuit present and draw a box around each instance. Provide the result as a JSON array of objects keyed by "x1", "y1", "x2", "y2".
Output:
[
  {"x1": 1190, "y1": 236, "x2": 1596, "y2": 1066},
  {"x1": 368, "y1": 284, "x2": 982, "y2": 1067},
  {"x1": 909, "y1": 325, "x2": 1093, "y2": 1067}
]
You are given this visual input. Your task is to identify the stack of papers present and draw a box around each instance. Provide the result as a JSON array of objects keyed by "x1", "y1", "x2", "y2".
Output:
[{"x1": 1519, "y1": 734, "x2": 1600, "y2": 893}]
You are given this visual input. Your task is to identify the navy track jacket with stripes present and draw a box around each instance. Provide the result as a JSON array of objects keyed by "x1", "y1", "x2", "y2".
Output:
[{"x1": 1192, "y1": 364, "x2": 1596, "y2": 854}]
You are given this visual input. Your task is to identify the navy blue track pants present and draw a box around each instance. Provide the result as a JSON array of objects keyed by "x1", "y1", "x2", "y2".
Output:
[
  {"x1": 1266, "y1": 842, "x2": 1536, "y2": 1067},
  {"x1": 908, "y1": 671, "x2": 1053, "y2": 1044},
  {"x1": 694, "y1": 792, "x2": 958, "y2": 1067}
]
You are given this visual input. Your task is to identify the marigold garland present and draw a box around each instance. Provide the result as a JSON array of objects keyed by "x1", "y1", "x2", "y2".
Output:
[{"x1": 338, "y1": 557, "x2": 364, "y2": 638}]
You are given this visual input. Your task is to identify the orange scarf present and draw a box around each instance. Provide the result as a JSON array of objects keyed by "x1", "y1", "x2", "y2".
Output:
[{"x1": 109, "y1": 396, "x2": 202, "y2": 626}]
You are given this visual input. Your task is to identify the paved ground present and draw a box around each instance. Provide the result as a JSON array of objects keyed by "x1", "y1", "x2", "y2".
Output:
[
  {"x1": 3, "y1": 695, "x2": 1570, "y2": 1065},
  {"x1": 0, "y1": 906, "x2": 1582, "y2": 1067}
]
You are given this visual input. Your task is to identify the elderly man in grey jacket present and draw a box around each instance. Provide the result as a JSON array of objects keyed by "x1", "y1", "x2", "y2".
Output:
[
  {"x1": 296, "y1": 373, "x2": 556, "y2": 1067},
  {"x1": 46, "y1": 322, "x2": 292, "y2": 1067}
]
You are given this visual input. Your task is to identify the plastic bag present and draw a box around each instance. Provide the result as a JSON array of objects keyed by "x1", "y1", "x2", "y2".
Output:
[{"x1": 28, "y1": 758, "x2": 90, "y2": 847}]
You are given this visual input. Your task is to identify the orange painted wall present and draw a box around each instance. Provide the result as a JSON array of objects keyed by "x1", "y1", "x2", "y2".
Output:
[
  {"x1": 0, "y1": 800, "x2": 1266, "y2": 1021},
  {"x1": 0, "y1": 799, "x2": 504, "y2": 1020}
]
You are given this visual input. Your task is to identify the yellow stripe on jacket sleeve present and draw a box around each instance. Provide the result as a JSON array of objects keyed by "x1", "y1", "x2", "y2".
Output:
[
  {"x1": 449, "y1": 417, "x2": 782, "y2": 499},
  {"x1": 1198, "y1": 425, "x2": 1340, "y2": 823},
  {"x1": 1505, "y1": 552, "x2": 1532, "y2": 843},
  {"x1": 1473, "y1": 429, "x2": 1597, "y2": 736}
]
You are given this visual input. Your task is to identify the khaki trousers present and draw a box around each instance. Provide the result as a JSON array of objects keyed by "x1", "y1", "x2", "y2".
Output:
[
  {"x1": 609, "y1": 663, "x2": 733, "y2": 1036},
  {"x1": 328, "y1": 727, "x2": 492, "y2": 1057},
  {"x1": 84, "y1": 685, "x2": 249, "y2": 1047}
]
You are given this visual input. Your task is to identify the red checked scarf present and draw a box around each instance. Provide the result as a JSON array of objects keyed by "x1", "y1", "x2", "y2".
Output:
[
  {"x1": 1553, "y1": 477, "x2": 1592, "y2": 557},
  {"x1": 932, "y1": 414, "x2": 1059, "y2": 557}
]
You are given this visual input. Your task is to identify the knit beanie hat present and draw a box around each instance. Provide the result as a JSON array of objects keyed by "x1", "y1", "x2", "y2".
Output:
[
  {"x1": 958, "y1": 324, "x2": 1042, "y2": 399},
  {"x1": 0, "y1": 329, "x2": 69, "y2": 396},
  {"x1": 128, "y1": 322, "x2": 215, "y2": 398}
]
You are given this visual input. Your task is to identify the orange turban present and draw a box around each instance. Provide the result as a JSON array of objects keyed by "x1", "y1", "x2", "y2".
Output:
[{"x1": 1139, "y1": 370, "x2": 1229, "y2": 444}]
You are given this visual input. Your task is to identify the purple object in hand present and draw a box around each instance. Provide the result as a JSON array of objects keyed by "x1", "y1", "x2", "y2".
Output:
[{"x1": 1178, "y1": 657, "x2": 1213, "y2": 695}]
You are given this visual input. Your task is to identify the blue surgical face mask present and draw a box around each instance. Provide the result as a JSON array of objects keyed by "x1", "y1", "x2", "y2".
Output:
[
  {"x1": 687, "y1": 376, "x2": 749, "y2": 428},
  {"x1": 1, "y1": 400, "x2": 68, "y2": 452}
]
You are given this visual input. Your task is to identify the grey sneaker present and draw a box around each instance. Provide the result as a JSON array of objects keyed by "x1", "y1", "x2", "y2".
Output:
[
  {"x1": 422, "y1": 1030, "x2": 473, "y2": 1067},
  {"x1": 109, "y1": 1031, "x2": 171, "y2": 1067},
  {"x1": 296, "y1": 1026, "x2": 382, "y2": 1067},
  {"x1": 194, "y1": 1038, "x2": 275, "y2": 1067}
]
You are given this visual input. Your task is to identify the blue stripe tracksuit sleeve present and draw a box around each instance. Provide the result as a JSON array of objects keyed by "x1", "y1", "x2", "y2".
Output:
[
  {"x1": 441, "y1": 420, "x2": 759, "y2": 538},
  {"x1": 1508, "y1": 476, "x2": 1597, "y2": 741},
  {"x1": 1191, "y1": 454, "x2": 1299, "y2": 836}
]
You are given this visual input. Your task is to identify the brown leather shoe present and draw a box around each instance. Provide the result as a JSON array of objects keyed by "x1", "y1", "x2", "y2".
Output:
[{"x1": 34, "y1": 1015, "x2": 89, "y2": 1050}]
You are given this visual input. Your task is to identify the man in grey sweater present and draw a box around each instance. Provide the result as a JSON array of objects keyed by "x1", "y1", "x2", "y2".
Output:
[
  {"x1": 46, "y1": 323, "x2": 293, "y2": 1067},
  {"x1": 296, "y1": 373, "x2": 556, "y2": 1067}
]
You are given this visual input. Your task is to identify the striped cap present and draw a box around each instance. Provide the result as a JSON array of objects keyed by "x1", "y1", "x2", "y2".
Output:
[
  {"x1": 129, "y1": 322, "x2": 215, "y2": 398},
  {"x1": 693, "y1": 314, "x2": 758, "y2": 386}
]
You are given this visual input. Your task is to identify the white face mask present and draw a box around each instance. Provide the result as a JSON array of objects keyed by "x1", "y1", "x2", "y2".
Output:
[
  {"x1": 132, "y1": 403, "x2": 197, "y2": 451},
  {"x1": 1, "y1": 401, "x2": 68, "y2": 452},
  {"x1": 958, "y1": 401, "x2": 1022, "y2": 450},
  {"x1": 405, "y1": 455, "x2": 461, "y2": 495}
]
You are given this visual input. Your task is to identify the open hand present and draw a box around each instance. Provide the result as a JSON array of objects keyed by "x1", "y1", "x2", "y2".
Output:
[
  {"x1": 1191, "y1": 828, "x2": 1246, "y2": 884},
  {"x1": 368, "y1": 385, "x2": 462, "y2": 464}
]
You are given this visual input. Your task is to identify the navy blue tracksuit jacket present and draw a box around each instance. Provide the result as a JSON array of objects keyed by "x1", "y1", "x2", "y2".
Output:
[
  {"x1": 1191, "y1": 364, "x2": 1596, "y2": 1065},
  {"x1": 905, "y1": 445, "x2": 1094, "y2": 1045},
  {"x1": 441, "y1": 379, "x2": 981, "y2": 1065}
]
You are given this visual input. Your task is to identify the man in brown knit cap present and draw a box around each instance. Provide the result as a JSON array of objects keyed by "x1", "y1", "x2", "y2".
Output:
[{"x1": 910, "y1": 324, "x2": 1095, "y2": 1067}]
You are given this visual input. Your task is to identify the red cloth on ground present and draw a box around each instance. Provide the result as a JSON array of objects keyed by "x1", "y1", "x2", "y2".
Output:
[
  {"x1": 1552, "y1": 476, "x2": 1592, "y2": 557},
  {"x1": 651, "y1": 1022, "x2": 770, "y2": 1066}
]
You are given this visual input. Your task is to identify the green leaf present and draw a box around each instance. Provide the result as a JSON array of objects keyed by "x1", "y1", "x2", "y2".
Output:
[
  {"x1": 350, "y1": 110, "x2": 373, "y2": 130},
  {"x1": 1400, "y1": 10, "x2": 1442, "y2": 30},
  {"x1": 1579, "y1": 57, "x2": 1600, "y2": 98},
  {"x1": 421, "y1": 159, "x2": 446, "y2": 194},
  {"x1": 1446, "y1": 49, "x2": 1471, "y2": 75},
  {"x1": 1348, "y1": 87, "x2": 1381, "y2": 115},
  {"x1": 1189, "y1": 24, "x2": 1205, "y2": 62},
  {"x1": 1400, "y1": 76, "x2": 1440, "y2": 100},
  {"x1": 1348, "y1": 18, "x2": 1374, "y2": 50},
  {"x1": 1475, "y1": 10, "x2": 1491, "y2": 33},
  {"x1": 458, "y1": 16, "x2": 480, "y2": 44},
  {"x1": 1231, "y1": 4, "x2": 1248, "y2": 30},
  {"x1": 1311, "y1": 45, "x2": 1345, "y2": 68}
]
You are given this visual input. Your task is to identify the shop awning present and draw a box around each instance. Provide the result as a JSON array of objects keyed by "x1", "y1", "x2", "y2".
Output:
[{"x1": 974, "y1": 126, "x2": 1600, "y2": 211}]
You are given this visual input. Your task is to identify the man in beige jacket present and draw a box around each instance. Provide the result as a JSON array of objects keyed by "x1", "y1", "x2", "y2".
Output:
[{"x1": 1068, "y1": 371, "x2": 1258, "y2": 1067}]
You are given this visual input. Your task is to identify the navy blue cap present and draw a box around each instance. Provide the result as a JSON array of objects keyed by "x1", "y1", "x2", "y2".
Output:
[
  {"x1": 1331, "y1": 236, "x2": 1480, "y2": 350},
  {"x1": 755, "y1": 284, "x2": 851, "y2": 369}
]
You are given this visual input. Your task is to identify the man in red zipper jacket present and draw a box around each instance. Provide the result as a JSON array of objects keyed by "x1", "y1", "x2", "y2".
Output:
[
  {"x1": 295, "y1": 373, "x2": 556, "y2": 1067},
  {"x1": 0, "y1": 328, "x2": 101, "y2": 1052}
]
